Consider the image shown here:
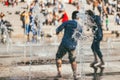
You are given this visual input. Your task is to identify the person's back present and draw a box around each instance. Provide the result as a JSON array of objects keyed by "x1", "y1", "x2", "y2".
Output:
[
  {"x1": 63, "y1": 20, "x2": 77, "y2": 38},
  {"x1": 56, "y1": 11, "x2": 83, "y2": 79},
  {"x1": 57, "y1": 19, "x2": 83, "y2": 49}
]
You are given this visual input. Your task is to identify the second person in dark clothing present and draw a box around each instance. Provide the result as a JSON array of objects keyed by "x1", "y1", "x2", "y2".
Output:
[{"x1": 86, "y1": 10, "x2": 105, "y2": 68}]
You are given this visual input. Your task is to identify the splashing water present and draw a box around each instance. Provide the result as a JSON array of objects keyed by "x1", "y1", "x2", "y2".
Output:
[{"x1": 85, "y1": 14, "x2": 97, "y2": 28}]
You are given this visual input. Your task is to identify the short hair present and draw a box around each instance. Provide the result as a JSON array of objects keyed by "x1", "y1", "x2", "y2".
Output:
[
  {"x1": 72, "y1": 11, "x2": 79, "y2": 19},
  {"x1": 85, "y1": 10, "x2": 94, "y2": 17}
]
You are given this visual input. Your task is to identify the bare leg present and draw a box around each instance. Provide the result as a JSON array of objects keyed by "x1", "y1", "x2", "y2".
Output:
[
  {"x1": 97, "y1": 57, "x2": 105, "y2": 76},
  {"x1": 91, "y1": 42, "x2": 98, "y2": 66},
  {"x1": 93, "y1": 52, "x2": 98, "y2": 62},
  {"x1": 71, "y1": 61, "x2": 77, "y2": 74},
  {"x1": 100, "y1": 57, "x2": 105, "y2": 65},
  {"x1": 56, "y1": 59, "x2": 62, "y2": 77},
  {"x1": 27, "y1": 34, "x2": 30, "y2": 42},
  {"x1": 71, "y1": 61, "x2": 77, "y2": 79},
  {"x1": 100, "y1": 57, "x2": 104, "y2": 64},
  {"x1": 32, "y1": 35, "x2": 37, "y2": 43},
  {"x1": 90, "y1": 52, "x2": 98, "y2": 67}
]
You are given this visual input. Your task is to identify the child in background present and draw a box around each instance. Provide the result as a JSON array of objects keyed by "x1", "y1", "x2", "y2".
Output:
[{"x1": 105, "y1": 15, "x2": 109, "y2": 31}]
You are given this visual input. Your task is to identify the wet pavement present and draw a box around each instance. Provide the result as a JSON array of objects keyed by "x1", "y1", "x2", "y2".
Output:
[{"x1": 0, "y1": 40, "x2": 120, "y2": 80}]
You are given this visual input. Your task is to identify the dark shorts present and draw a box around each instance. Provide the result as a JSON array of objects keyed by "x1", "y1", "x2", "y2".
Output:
[
  {"x1": 56, "y1": 43, "x2": 76, "y2": 63},
  {"x1": 91, "y1": 40, "x2": 103, "y2": 58}
]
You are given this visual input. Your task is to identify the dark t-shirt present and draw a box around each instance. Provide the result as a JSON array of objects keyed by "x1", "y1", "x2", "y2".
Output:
[
  {"x1": 92, "y1": 15, "x2": 103, "y2": 41},
  {"x1": 56, "y1": 20, "x2": 82, "y2": 50}
]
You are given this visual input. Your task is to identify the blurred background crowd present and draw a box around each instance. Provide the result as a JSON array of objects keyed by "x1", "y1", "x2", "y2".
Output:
[{"x1": 0, "y1": 0, "x2": 120, "y2": 43}]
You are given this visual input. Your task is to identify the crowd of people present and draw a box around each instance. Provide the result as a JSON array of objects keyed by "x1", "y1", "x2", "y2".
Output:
[
  {"x1": 1, "y1": 0, "x2": 120, "y2": 41},
  {"x1": 0, "y1": 0, "x2": 19, "y2": 7},
  {"x1": 0, "y1": 0, "x2": 120, "y2": 43},
  {"x1": 20, "y1": 0, "x2": 72, "y2": 42},
  {"x1": 19, "y1": 0, "x2": 118, "y2": 42}
]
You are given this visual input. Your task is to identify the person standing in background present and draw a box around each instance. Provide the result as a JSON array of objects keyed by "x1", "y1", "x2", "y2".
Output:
[
  {"x1": 105, "y1": 15, "x2": 109, "y2": 30},
  {"x1": 22, "y1": 11, "x2": 30, "y2": 42},
  {"x1": 58, "y1": 9, "x2": 69, "y2": 23}
]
